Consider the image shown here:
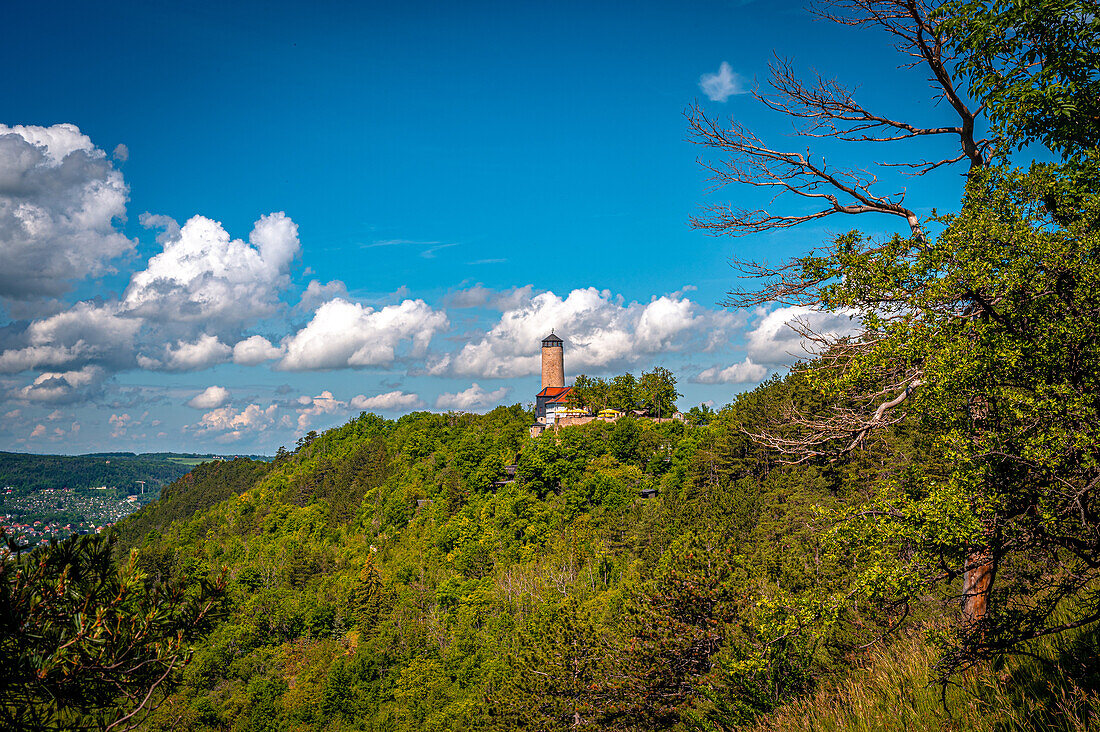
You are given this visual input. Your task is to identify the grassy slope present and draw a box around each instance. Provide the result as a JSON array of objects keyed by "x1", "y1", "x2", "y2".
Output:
[{"x1": 756, "y1": 620, "x2": 1100, "y2": 732}]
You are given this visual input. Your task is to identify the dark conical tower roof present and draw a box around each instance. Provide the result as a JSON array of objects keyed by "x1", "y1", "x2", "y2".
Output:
[{"x1": 541, "y1": 331, "x2": 563, "y2": 345}]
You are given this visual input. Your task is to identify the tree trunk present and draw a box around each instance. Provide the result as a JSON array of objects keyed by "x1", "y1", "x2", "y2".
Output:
[{"x1": 962, "y1": 550, "x2": 995, "y2": 626}]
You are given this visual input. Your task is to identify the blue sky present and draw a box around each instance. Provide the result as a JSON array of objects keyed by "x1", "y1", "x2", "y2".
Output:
[{"x1": 0, "y1": 0, "x2": 991, "y2": 453}]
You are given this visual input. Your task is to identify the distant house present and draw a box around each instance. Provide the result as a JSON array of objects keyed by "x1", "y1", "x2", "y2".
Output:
[{"x1": 491, "y1": 465, "x2": 518, "y2": 489}]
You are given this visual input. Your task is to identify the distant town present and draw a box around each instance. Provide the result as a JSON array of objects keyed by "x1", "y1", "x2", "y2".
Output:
[
  {"x1": 0, "y1": 451, "x2": 271, "y2": 557},
  {"x1": 1, "y1": 486, "x2": 158, "y2": 556}
]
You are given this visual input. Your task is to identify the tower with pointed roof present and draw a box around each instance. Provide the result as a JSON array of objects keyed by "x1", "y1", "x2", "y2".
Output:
[{"x1": 534, "y1": 331, "x2": 570, "y2": 423}]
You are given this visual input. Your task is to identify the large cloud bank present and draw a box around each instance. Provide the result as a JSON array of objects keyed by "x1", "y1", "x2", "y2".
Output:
[{"x1": 0, "y1": 124, "x2": 134, "y2": 299}]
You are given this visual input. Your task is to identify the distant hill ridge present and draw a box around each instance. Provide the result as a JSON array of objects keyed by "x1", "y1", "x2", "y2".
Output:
[
  {"x1": 0, "y1": 451, "x2": 270, "y2": 496},
  {"x1": 80, "y1": 451, "x2": 271, "y2": 461}
]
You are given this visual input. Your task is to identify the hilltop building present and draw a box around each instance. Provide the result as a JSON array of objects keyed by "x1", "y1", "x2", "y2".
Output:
[
  {"x1": 531, "y1": 331, "x2": 596, "y2": 435},
  {"x1": 529, "y1": 330, "x2": 686, "y2": 437},
  {"x1": 534, "y1": 331, "x2": 572, "y2": 425}
]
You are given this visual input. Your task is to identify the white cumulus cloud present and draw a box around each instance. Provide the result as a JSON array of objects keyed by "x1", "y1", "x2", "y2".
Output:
[
  {"x1": 446, "y1": 284, "x2": 536, "y2": 311},
  {"x1": 123, "y1": 212, "x2": 299, "y2": 325},
  {"x1": 435, "y1": 383, "x2": 510, "y2": 412},
  {"x1": 295, "y1": 390, "x2": 347, "y2": 430},
  {"x1": 138, "y1": 334, "x2": 232, "y2": 372},
  {"x1": 746, "y1": 306, "x2": 861, "y2": 364},
  {"x1": 350, "y1": 390, "x2": 424, "y2": 411},
  {"x1": 299, "y1": 279, "x2": 348, "y2": 310},
  {"x1": 694, "y1": 358, "x2": 768, "y2": 384},
  {"x1": 109, "y1": 412, "x2": 133, "y2": 438},
  {"x1": 0, "y1": 302, "x2": 141, "y2": 373},
  {"x1": 278, "y1": 298, "x2": 448, "y2": 371},
  {"x1": 187, "y1": 385, "x2": 231, "y2": 409},
  {"x1": 699, "y1": 62, "x2": 746, "y2": 102},
  {"x1": 233, "y1": 335, "x2": 284, "y2": 366},
  {"x1": 431, "y1": 288, "x2": 733, "y2": 379},
  {"x1": 14, "y1": 365, "x2": 106, "y2": 404},
  {"x1": 0, "y1": 124, "x2": 135, "y2": 299},
  {"x1": 189, "y1": 403, "x2": 279, "y2": 443}
]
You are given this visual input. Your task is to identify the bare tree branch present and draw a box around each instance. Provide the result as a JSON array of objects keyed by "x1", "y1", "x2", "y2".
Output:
[
  {"x1": 759, "y1": 55, "x2": 966, "y2": 144},
  {"x1": 689, "y1": 0, "x2": 992, "y2": 248},
  {"x1": 687, "y1": 105, "x2": 926, "y2": 238},
  {"x1": 103, "y1": 656, "x2": 181, "y2": 732}
]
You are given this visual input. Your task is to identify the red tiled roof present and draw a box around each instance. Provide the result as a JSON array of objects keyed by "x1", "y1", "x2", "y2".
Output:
[
  {"x1": 545, "y1": 387, "x2": 574, "y2": 405},
  {"x1": 536, "y1": 386, "x2": 572, "y2": 399}
]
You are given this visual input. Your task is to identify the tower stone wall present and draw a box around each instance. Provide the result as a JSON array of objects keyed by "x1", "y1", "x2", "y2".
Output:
[{"x1": 541, "y1": 337, "x2": 564, "y2": 390}]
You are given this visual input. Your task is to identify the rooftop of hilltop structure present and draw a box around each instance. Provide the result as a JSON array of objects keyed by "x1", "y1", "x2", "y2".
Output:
[{"x1": 536, "y1": 386, "x2": 573, "y2": 404}]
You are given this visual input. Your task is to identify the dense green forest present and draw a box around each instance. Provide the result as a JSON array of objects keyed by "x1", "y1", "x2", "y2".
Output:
[
  {"x1": 0, "y1": 451, "x2": 272, "y2": 498},
  {"x1": 104, "y1": 385, "x2": 931, "y2": 730},
  {"x1": 75, "y1": 378, "x2": 1098, "y2": 730},
  {"x1": 6, "y1": 370, "x2": 1095, "y2": 730}
]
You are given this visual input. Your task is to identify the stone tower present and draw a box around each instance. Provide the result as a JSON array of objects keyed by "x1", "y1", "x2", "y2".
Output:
[{"x1": 540, "y1": 331, "x2": 564, "y2": 390}]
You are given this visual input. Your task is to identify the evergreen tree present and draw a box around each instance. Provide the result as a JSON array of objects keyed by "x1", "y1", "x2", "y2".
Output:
[
  {"x1": 494, "y1": 602, "x2": 606, "y2": 731},
  {"x1": 602, "y1": 533, "x2": 747, "y2": 730},
  {"x1": 0, "y1": 534, "x2": 225, "y2": 731}
]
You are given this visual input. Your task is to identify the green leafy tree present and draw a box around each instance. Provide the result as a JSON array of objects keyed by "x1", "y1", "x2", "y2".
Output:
[
  {"x1": 690, "y1": 0, "x2": 1100, "y2": 676},
  {"x1": 818, "y1": 165, "x2": 1100, "y2": 672},
  {"x1": 638, "y1": 366, "x2": 681, "y2": 418},
  {"x1": 607, "y1": 373, "x2": 639, "y2": 412},
  {"x1": 0, "y1": 533, "x2": 226, "y2": 731},
  {"x1": 941, "y1": 0, "x2": 1100, "y2": 156},
  {"x1": 567, "y1": 374, "x2": 609, "y2": 413},
  {"x1": 686, "y1": 404, "x2": 716, "y2": 426}
]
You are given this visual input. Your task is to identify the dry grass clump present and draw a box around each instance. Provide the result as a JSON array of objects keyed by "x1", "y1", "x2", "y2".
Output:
[{"x1": 753, "y1": 622, "x2": 1100, "y2": 732}]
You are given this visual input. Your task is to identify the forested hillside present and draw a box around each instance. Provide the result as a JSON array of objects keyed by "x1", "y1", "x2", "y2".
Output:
[
  {"x1": 99, "y1": 380, "x2": 930, "y2": 730},
  {"x1": 91, "y1": 368, "x2": 1094, "y2": 731}
]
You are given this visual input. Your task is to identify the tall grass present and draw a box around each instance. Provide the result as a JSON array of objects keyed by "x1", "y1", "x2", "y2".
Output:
[{"x1": 753, "y1": 621, "x2": 1100, "y2": 732}]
